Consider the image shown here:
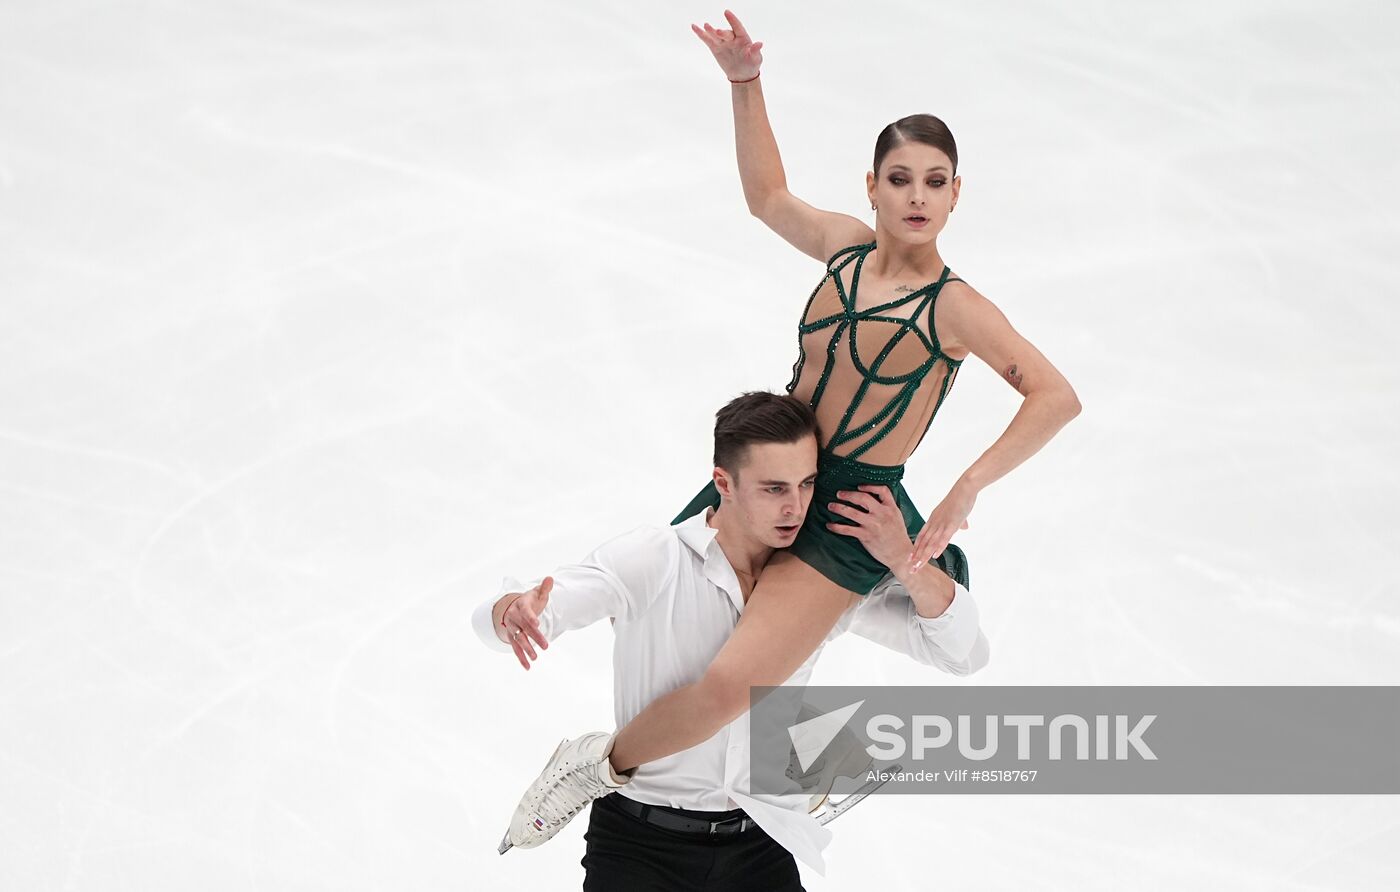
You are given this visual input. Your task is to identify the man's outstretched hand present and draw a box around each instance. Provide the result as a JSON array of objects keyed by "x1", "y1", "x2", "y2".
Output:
[{"x1": 496, "y1": 577, "x2": 553, "y2": 670}]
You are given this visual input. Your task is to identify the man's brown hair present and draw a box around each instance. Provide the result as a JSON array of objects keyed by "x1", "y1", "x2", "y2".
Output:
[{"x1": 713, "y1": 391, "x2": 818, "y2": 477}]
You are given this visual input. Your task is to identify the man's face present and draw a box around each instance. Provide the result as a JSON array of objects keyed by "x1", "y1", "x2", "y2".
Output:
[{"x1": 716, "y1": 435, "x2": 819, "y2": 550}]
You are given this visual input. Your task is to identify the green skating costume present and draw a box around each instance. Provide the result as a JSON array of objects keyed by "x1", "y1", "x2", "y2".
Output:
[{"x1": 673, "y1": 241, "x2": 970, "y2": 594}]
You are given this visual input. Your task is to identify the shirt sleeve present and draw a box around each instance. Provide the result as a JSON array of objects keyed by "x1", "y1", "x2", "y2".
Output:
[
  {"x1": 471, "y1": 525, "x2": 681, "y2": 654},
  {"x1": 843, "y1": 572, "x2": 991, "y2": 676}
]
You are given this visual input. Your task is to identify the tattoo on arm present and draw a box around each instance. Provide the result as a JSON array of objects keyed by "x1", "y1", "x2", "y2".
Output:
[{"x1": 1004, "y1": 363, "x2": 1024, "y2": 393}]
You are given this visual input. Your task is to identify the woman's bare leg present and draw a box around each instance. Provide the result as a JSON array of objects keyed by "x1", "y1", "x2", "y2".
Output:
[{"x1": 608, "y1": 550, "x2": 857, "y2": 773}]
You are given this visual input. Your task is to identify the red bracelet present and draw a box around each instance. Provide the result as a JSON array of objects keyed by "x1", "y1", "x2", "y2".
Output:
[{"x1": 728, "y1": 72, "x2": 760, "y2": 84}]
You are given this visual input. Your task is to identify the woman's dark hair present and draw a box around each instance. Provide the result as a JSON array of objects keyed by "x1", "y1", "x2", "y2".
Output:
[
  {"x1": 873, "y1": 114, "x2": 958, "y2": 177},
  {"x1": 713, "y1": 391, "x2": 817, "y2": 477}
]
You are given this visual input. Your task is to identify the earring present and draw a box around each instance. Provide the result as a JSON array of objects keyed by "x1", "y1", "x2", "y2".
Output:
[{"x1": 871, "y1": 202, "x2": 877, "y2": 210}]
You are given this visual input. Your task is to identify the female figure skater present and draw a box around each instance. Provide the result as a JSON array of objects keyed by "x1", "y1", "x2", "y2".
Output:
[{"x1": 502, "y1": 9, "x2": 1081, "y2": 849}]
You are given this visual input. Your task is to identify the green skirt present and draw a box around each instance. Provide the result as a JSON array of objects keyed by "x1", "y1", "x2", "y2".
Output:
[{"x1": 670, "y1": 448, "x2": 969, "y2": 596}]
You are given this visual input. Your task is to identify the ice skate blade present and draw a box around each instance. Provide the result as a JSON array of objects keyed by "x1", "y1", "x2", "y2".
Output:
[
  {"x1": 497, "y1": 829, "x2": 513, "y2": 855},
  {"x1": 814, "y1": 763, "x2": 902, "y2": 826}
]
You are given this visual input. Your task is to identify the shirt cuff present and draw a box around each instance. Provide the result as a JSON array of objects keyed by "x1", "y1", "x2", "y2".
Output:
[
  {"x1": 471, "y1": 575, "x2": 530, "y2": 654},
  {"x1": 911, "y1": 582, "x2": 977, "y2": 652}
]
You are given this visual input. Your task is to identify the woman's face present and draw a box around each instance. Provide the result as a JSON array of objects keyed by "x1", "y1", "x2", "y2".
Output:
[{"x1": 867, "y1": 141, "x2": 960, "y2": 245}]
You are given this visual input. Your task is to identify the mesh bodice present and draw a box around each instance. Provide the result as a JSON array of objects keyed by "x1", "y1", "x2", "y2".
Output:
[{"x1": 785, "y1": 242, "x2": 964, "y2": 467}]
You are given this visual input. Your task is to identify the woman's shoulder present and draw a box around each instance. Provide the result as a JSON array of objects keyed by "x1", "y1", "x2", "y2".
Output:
[
  {"x1": 824, "y1": 239, "x2": 874, "y2": 269},
  {"x1": 929, "y1": 275, "x2": 998, "y2": 362},
  {"x1": 935, "y1": 273, "x2": 990, "y2": 310}
]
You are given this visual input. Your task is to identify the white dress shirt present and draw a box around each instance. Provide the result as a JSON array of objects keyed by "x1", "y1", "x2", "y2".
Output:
[{"x1": 472, "y1": 505, "x2": 990, "y2": 875}]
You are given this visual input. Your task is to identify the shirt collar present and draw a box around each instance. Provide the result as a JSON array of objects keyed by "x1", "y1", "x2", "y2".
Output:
[
  {"x1": 673, "y1": 506, "x2": 746, "y2": 614},
  {"x1": 674, "y1": 504, "x2": 721, "y2": 559}
]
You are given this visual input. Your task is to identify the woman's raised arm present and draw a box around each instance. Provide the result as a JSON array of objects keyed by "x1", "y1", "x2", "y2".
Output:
[{"x1": 693, "y1": 10, "x2": 872, "y2": 262}]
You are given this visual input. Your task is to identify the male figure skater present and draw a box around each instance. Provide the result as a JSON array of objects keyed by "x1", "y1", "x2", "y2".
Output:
[{"x1": 473, "y1": 391, "x2": 989, "y2": 888}]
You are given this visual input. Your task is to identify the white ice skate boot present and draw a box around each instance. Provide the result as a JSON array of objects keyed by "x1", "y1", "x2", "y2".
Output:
[
  {"x1": 794, "y1": 733, "x2": 873, "y2": 815},
  {"x1": 498, "y1": 731, "x2": 633, "y2": 853},
  {"x1": 785, "y1": 704, "x2": 875, "y2": 815}
]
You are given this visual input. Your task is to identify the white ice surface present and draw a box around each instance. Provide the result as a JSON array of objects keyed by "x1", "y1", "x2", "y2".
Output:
[{"x1": 3, "y1": 1, "x2": 1399, "y2": 890}]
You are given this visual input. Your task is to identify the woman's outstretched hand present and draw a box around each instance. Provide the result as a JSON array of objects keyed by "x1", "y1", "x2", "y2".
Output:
[
  {"x1": 909, "y1": 483, "x2": 976, "y2": 572},
  {"x1": 691, "y1": 9, "x2": 763, "y2": 81}
]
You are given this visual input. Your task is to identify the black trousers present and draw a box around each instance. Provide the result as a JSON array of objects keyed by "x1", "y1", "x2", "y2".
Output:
[{"x1": 580, "y1": 793, "x2": 805, "y2": 891}]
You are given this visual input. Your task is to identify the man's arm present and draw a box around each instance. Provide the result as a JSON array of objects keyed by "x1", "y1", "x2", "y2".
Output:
[
  {"x1": 847, "y1": 573, "x2": 990, "y2": 676},
  {"x1": 470, "y1": 525, "x2": 681, "y2": 660},
  {"x1": 824, "y1": 484, "x2": 990, "y2": 676}
]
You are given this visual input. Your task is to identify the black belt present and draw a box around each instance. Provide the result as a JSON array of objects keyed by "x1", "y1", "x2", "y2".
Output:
[{"x1": 609, "y1": 794, "x2": 758, "y2": 840}]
